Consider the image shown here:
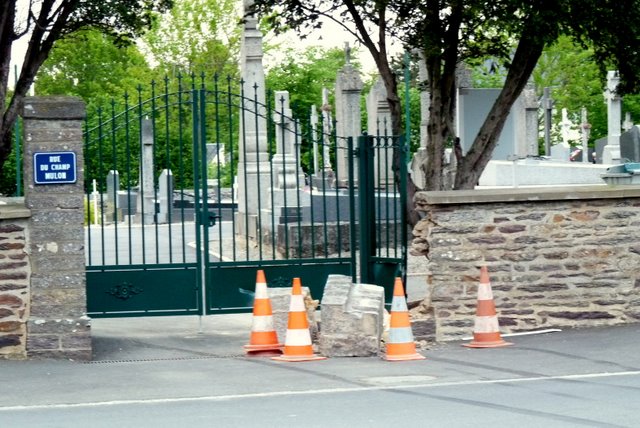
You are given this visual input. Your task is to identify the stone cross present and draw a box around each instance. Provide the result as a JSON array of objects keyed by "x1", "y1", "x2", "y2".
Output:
[
  {"x1": 560, "y1": 108, "x2": 573, "y2": 145},
  {"x1": 602, "y1": 70, "x2": 622, "y2": 164}
]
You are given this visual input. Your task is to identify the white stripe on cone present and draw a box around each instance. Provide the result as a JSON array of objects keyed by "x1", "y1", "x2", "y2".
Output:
[
  {"x1": 477, "y1": 283, "x2": 493, "y2": 301},
  {"x1": 387, "y1": 327, "x2": 415, "y2": 344},
  {"x1": 474, "y1": 315, "x2": 500, "y2": 333},
  {"x1": 391, "y1": 297, "x2": 408, "y2": 312},
  {"x1": 284, "y1": 328, "x2": 312, "y2": 345},
  {"x1": 289, "y1": 296, "x2": 306, "y2": 312},
  {"x1": 254, "y1": 285, "x2": 269, "y2": 299},
  {"x1": 251, "y1": 315, "x2": 276, "y2": 332}
]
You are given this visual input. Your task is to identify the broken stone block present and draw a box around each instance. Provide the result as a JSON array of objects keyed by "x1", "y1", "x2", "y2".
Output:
[{"x1": 318, "y1": 274, "x2": 385, "y2": 357}]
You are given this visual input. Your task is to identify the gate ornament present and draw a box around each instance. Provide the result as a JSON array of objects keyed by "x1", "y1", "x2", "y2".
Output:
[
  {"x1": 269, "y1": 276, "x2": 293, "y2": 288},
  {"x1": 107, "y1": 283, "x2": 144, "y2": 300}
]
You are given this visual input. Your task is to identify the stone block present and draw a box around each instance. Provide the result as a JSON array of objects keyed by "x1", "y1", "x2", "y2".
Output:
[{"x1": 318, "y1": 275, "x2": 385, "y2": 357}]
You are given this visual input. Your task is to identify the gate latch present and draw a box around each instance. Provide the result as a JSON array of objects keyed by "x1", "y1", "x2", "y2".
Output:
[{"x1": 207, "y1": 212, "x2": 221, "y2": 227}]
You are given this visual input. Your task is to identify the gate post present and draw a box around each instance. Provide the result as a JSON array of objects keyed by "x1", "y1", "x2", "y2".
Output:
[
  {"x1": 357, "y1": 135, "x2": 376, "y2": 284},
  {"x1": 21, "y1": 96, "x2": 91, "y2": 360}
]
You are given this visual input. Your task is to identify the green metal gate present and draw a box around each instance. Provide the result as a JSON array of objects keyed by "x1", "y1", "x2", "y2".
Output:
[{"x1": 84, "y1": 74, "x2": 407, "y2": 317}]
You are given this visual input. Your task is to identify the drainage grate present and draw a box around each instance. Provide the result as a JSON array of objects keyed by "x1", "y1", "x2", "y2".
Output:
[{"x1": 85, "y1": 354, "x2": 244, "y2": 364}]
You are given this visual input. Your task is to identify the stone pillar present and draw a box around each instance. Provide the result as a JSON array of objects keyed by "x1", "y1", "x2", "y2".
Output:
[
  {"x1": 334, "y1": 43, "x2": 363, "y2": 186},
  {"x1": 137, "y1": 118, "x2": 155, "y2": 225},
  {"x1": 603, "y1": 70, "x2": 622, "y2": 164},
  {"x1": 524, "y1": 86, "x2": 539, "y2": 156},
  {"x1": 367, "y1": 78, "x2": 394, "y2": 188},
  {"x1": 0, "y1": 201, "x2": 30, "y2": 359},
  {"x1": 235, "y1": 0, "x2": 271, "y2": 239},
  {"x1": 410, "y1": 51, "x2": 429, "y2": 190},
  {"x1": 21, "y1": 96, "x2": 91, "y2": 360}
]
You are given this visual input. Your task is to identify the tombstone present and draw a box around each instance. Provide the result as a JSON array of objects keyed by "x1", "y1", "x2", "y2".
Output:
[
  {"x1": 623, "y1": 112, "x2": 634, "y2": 132},
  {"x1": 261, "y1": 92, "x2": 310, "y2": 235},
  {"x1": 137, "y1": 118, "x2": 155, "y2": 225},
  {"x1": 366, "y1": 78, "x2": 394, "y2": 188},
  {"x1": 457, "y1": 88, "x2": 537, "y2": 161},
  {"x1": 156, "y1": 169, "x2": 173, "y2": 224},
  {"x1": 311, "y1": 88, "x2": 336, "y2": 190},
  {"x1": 105, "y1": 170, "x2": 121, "y2": 222},
  {"x1": 234, "y1": 0, "x2": 271, "y2": 239},
  {"x1": 602, "y1": 70, "x2": 622, "y2": 164},
  {"x1": 334, "y1": 43, "x2": 363, "y2": 186},
  {"x1": 620, "y1": 125, "x2": 640, "y2": 162}
]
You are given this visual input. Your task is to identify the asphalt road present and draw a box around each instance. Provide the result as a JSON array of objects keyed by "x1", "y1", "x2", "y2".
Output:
[{"x1": 1, "y1": 320, "x2": 639, "y2": 427}]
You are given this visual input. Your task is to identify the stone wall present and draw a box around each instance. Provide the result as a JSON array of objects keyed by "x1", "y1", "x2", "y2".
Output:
[
  {"x1": 411, "y1": 186, "x2": 640, "y2": 341},
  {"x1": 0, "y1": 202, "x2": 30, "y2": 359}
]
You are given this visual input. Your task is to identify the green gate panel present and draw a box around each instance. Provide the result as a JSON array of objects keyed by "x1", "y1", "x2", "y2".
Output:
[
  {"x1": 205, "y1": 261, "x2": 353, "y2": 313},
  {"x1": 87, "y1": 266, "x2": 200, "y2": 318},
  {"x1": 371, "y1": 260, "x2": 403, "y2": 304}
]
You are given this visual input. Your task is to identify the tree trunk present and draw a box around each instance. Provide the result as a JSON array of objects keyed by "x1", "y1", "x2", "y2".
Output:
[{"x1": 454, "y1": 29, "x2": 545, "y2": 190}]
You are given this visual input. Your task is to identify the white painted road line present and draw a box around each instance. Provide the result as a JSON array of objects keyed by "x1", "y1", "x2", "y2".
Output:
[{"x1": 1, "y1": 370, "x2": 639, "y2": 412}]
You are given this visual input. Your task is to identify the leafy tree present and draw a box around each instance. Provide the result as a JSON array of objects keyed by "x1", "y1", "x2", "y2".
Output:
[
  {"x1": 0, "y1": 0, "x2": 172, "y2": 182},
  {"x1": 250, "y1": 0, "x2": 640, "y2": 190},
  {"x1": 36, "y1": 29, "x2": 152, "y2": 111},
  {"x1": 141, "y1": 0, "x2": 241, "y2": 76}
]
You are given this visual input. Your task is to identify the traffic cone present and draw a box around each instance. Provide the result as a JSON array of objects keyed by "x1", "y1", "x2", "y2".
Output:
[
  {"x1": 272, "y1": 277, "x2": 326, "y2": 362},
  {"x1": 463, "y1": 266, "x2": 513, "y2": 348},
  {"x1": 244, "y1": 270, "x2": 283, "y2": 356},
  {"x1": 384, "y1": 277, "x2": 426, "y2": 361}
]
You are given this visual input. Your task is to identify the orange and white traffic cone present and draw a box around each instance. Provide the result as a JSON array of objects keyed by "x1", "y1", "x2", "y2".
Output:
[
  {"x1": 384, "y1": 277, "x2": 426, "y2": 361},
  {"x1": 272, "y1": 277, "x2": 326, "y2": 362},
  {"x1": 463, "y1": 266, "x2": 513, "y2": 348},
  {"x1": 244, "y1": 270, "x2": 283, "y2": 356}
]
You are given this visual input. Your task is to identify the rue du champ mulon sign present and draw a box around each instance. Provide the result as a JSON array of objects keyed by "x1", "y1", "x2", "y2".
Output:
[{"x1": 33, "y1": 151, "x2": 77, "y2": 184}]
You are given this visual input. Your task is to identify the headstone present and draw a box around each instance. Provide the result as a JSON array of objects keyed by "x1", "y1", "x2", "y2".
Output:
[
  {"x1": 105, "y1": 170, "x2": 121, "y2": 222},
  {"x1": 457, "y1": 88, "x2": 535, "y2": 160},
  {"x1": 620, "y1": 125, "x2": 640, "y2": 162},
  {"x1": 262, "y1": 92, "x2": 310, "y2": 235},
  {"x1": 318, "y1": 275, "x2": 385, "y2": 357},
  {"x1": 156, "y1": 169, "x2": 173, "y2": 223},
  {"x1": 602, "y1": 70, "x2": 622, "y2": 164},
  {"x1": 334, "y1": 43, "x2": 363, "y2": 186},
  {"x1": 235, "y1": 0, "x2": 271, "y2": 238},
  {"x1": 623, "y1": 112, "x2": 634, "y2": 132}
]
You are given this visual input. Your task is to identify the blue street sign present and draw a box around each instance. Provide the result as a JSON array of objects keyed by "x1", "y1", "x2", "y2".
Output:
[{"x1": 33, "y1": 152, "x2": 77, "y2": 185}]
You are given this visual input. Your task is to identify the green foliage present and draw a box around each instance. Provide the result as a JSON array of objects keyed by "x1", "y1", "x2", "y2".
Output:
[
  {"x1": 36, "y1": 29, "x2": 152, "y2": 112},
  {"x1": 141, "y1": 0, "x2": 241, "y2": 76},
  {"x1": 533, "y1": 36, "x2": 607, "y2": 148}
]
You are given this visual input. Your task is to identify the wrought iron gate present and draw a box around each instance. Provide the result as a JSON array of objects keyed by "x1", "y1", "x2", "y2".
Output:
[{"x1": 84, "y1": 75, "x2": 406, "y2": 317}]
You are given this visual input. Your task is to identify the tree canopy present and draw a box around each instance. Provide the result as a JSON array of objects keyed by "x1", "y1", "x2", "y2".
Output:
[
  {"x1": 0, "y1": 0, "x2": 172, "y2": 188},
  {"x1": 251, "y1": 0, "x2": 640, "y2": 190}
]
